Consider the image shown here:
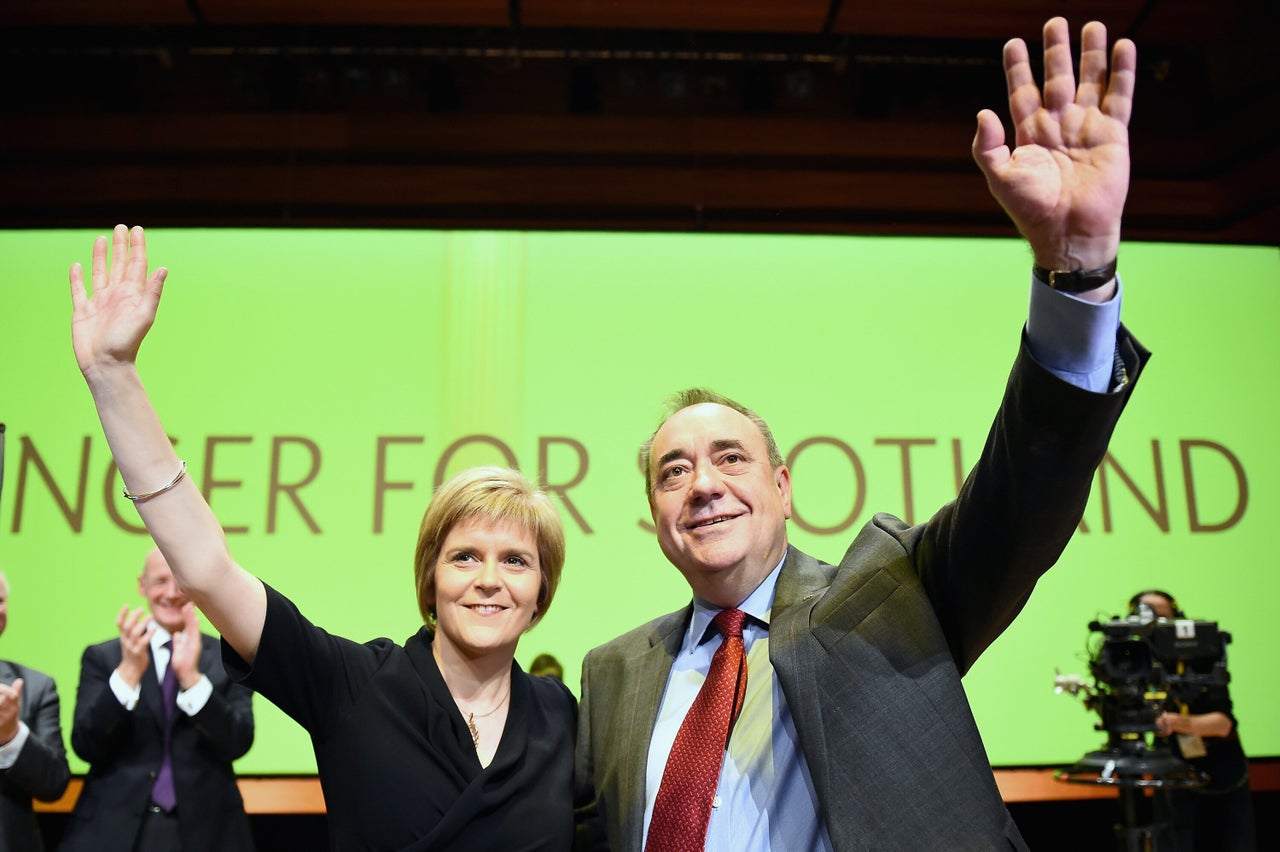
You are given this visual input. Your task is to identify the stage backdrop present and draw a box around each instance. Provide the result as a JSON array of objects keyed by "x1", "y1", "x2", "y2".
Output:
[{"x1": 2, "y1": 229, "x2": 1277, "y2": 776}]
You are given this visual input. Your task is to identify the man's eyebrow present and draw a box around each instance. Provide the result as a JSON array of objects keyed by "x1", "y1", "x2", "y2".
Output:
[
  {"x1": 657, "y1": 448, "x2": 687, "y2": 468},
  {"x1": 710, "y1": 439, "x2": 748, "y2": 454},
  {"x1": 657, "y1": 439, "x2": 749, "y2": 469}
]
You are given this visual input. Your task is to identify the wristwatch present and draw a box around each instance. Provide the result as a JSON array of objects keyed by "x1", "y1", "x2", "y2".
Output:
[{"x1": 1032, "y1": 259, "x2": 1117, "y2": 293}]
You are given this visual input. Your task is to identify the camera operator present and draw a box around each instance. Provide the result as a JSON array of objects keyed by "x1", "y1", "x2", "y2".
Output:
[{"x1": 1130, "y1": 590, "x2": 1257, "y2": 851}]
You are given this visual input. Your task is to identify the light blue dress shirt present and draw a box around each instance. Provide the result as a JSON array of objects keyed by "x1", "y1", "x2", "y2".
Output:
[{"x1": 644, "y1": 556, "x2": 831, "y2": 851}]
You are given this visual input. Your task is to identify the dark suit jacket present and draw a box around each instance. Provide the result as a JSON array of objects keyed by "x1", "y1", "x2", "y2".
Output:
[
  {"x1": 0, "y1": 661, "x2": 71, "y2": 852},
  {"x1": 58, "y1": 633, "x2": 255, "y2": 852},
  {"x1": 577, "y1": 332, "x2": 1149, "y2": 851}
]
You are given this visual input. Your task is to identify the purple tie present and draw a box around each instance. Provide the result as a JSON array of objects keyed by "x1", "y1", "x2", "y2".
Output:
[{"x1": 151, "y1": 640, "x2": 178, "y2": 811}]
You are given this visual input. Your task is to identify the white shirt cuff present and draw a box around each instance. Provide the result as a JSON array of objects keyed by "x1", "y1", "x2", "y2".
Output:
[
  {"x1": 0, "y1": 721, "x2": 31, "y2": 768},
  {"x1": 109, "y1": 668, "x2": 142, "y2": 710},
  {"x1": 177, "y1": 675, "x2": 213, "y2": 715}
]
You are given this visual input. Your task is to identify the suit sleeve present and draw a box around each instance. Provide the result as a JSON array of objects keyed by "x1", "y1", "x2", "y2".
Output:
[
  {"x1": 573, "y1": 651, "x2": 610, "y2": 852},
  {"x1": 70, "y1": 642, "x2": 137, "y2": 766},
  {"x1": 915, "y1": 327, "x2": 1150, "y2": 673},
  {"x1": 6, "y1": 671, "x2": 71, "y2": 802},
  {"x1": 189, "y1": 636, "x2": 254, "y2": 763}
]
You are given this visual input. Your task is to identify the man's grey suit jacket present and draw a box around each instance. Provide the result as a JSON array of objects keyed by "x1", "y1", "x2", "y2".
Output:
[
  {"x1": 0, "y1": 660, "x2": 71, "y2": 852},
  {"x1": 576, "y1": 330, "x2": 1149, "y2": 851}
]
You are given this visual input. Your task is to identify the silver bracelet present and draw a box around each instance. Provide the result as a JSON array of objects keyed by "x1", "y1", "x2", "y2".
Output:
[{"x1": 122, "y1": 460, "x2": 187, "y2": 502}]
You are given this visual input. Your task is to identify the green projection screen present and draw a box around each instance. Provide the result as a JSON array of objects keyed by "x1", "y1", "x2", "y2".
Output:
[{"x1": 2, "y1": 229, "x2": 1277, "y2": 775}]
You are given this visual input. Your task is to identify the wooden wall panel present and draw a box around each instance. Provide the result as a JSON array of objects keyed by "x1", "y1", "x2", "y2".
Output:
[{"x1": 1, "y1": 0, "x2": 1274, "y2": 242}]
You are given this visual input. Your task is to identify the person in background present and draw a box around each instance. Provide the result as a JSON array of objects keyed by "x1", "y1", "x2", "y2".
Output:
[
  {"x1": 66, "y1": 227, "x2": 578, "y2": 850},
  {"x1": 0, "y1": 570, "x2": 71, "y2": 852},
  {"x1": 59, "y1": 549, "x2": 255, "y2": 852},
  {"x1": 575, "y1": 17, "x2": 1148, "y2": 851},
  {"x1": 530, "y1": 654, "x2": 565, "y2": 681},
  {"x1": 1132, "y1": 589, "x2": 1256, "y2": 851}
]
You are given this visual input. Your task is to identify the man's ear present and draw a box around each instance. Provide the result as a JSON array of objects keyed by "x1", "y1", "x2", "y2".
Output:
[{"x1": 775, "y1": 465, "x2": 793, "y2": 520}]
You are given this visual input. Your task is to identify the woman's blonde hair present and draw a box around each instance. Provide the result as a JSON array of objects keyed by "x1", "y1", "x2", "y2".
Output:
[{"x1": 413, "y1": 466, "x2": 565, "y2": 630}]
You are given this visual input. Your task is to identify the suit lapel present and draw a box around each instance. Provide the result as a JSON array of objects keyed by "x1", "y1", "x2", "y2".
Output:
[
  {"x1": 769, "y1": 546, "x2": 834, "y2": 679},
  {"x1": 0, "y1": 659, "x2": 18, "y2": 686},
  {"x1": 768, "y1": 547, "x2": 838, "y2": 794},
  {"x1": 616, "y1": 609, "x2": 687, "y2": 850},
  {"x1": 140, "y1": 647, "x2": 166, "y2": 728},
  {"x1": 195, "y1": 632, "x2": 217, "y2": 686}
]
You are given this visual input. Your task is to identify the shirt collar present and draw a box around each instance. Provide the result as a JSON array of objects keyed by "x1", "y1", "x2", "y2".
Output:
[
  {"x1": 684, "y1": 551, "x2": 788, "y2": 652},
  {"x1": 149, "y1": 622, "x2": 174, "y2": 652}
]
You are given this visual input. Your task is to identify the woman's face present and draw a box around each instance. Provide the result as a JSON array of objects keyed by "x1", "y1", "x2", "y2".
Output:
[
  {"x1": 1138, "y1": 593, "x2": 1176, "y2": 619},
  {"x1": 430, "y1": 515, "x2": 542, "y2": 662}
]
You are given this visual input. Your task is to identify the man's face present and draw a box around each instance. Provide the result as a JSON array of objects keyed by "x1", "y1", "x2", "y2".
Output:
[
  {"x1": 648, "y1": 403, "x2": 792, "y2": 605},
  {"x1": 0, "y1": 576, "x2": 9, "y2": 638},
  {"x1": 138, "y1": 551, "x2": 190, "y2": 634}
]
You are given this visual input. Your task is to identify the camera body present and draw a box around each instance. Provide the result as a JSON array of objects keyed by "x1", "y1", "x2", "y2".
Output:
[
  {"x1": 1057, "y1": 607, "x2": 1231, "y2": 788},
  {"x1": 1087, "y1": 609, "x2": 1230, "y2": 738}
]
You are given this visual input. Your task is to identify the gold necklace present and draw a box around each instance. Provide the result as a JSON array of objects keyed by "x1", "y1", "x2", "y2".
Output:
[{"x1": 463, "y1": 686, "x2": 511, "y2": 748}]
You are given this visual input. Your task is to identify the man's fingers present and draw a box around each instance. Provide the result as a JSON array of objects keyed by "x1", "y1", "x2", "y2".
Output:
[
  {"x1": 1102, "y1": 39, "x2": 1137, "y2": 127},
  {"x1": 118, "y1": 606, "x2": 151, "y2": 641},
  {"x1": 1040, "y1": 17, "x2": 1077, "y2": 113},
  {"x1": 971, "y1": 109, "x2": 1010, "y2": 174},
  {"x1": 1075, "y1": 22, "x2": 1110, "y2": 109},
  {"x1": 1002, "y1": 37, "x2": 1040, "y2": 129}
]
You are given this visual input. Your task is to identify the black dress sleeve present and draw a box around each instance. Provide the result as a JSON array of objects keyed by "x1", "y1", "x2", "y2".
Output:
[{"x1": 220, "y1": 582, "x2": 394, "y2": 738}]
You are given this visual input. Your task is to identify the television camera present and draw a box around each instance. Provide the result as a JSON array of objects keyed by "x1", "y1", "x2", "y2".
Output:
[
  {"x1": 1054, "y1": 605, "x2": 1232, "y2": 850},
  {"x1": 1056, "y1": 604, "x2": 1230, "y2": 785}
]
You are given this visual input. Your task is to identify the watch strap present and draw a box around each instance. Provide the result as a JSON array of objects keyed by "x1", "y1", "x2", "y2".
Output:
[{"x1": 1032, "y1": 259, "x2": 1117, "y2": 293}]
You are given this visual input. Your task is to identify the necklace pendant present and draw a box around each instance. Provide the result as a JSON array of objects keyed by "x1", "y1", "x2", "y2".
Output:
[{"x1": 467, "y1": 712, "x2": 479, "y2": 748}]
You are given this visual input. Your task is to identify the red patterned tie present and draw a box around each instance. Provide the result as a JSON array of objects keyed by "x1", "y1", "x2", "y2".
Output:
[{"x1": 645, "y1": 608, "x2": 748, "y2": 852}]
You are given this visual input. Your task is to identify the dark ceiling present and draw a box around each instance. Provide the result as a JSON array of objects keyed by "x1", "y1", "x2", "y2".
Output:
[{"x1": 3, "y1": 0, "x2": 1276, "y2": 243}]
